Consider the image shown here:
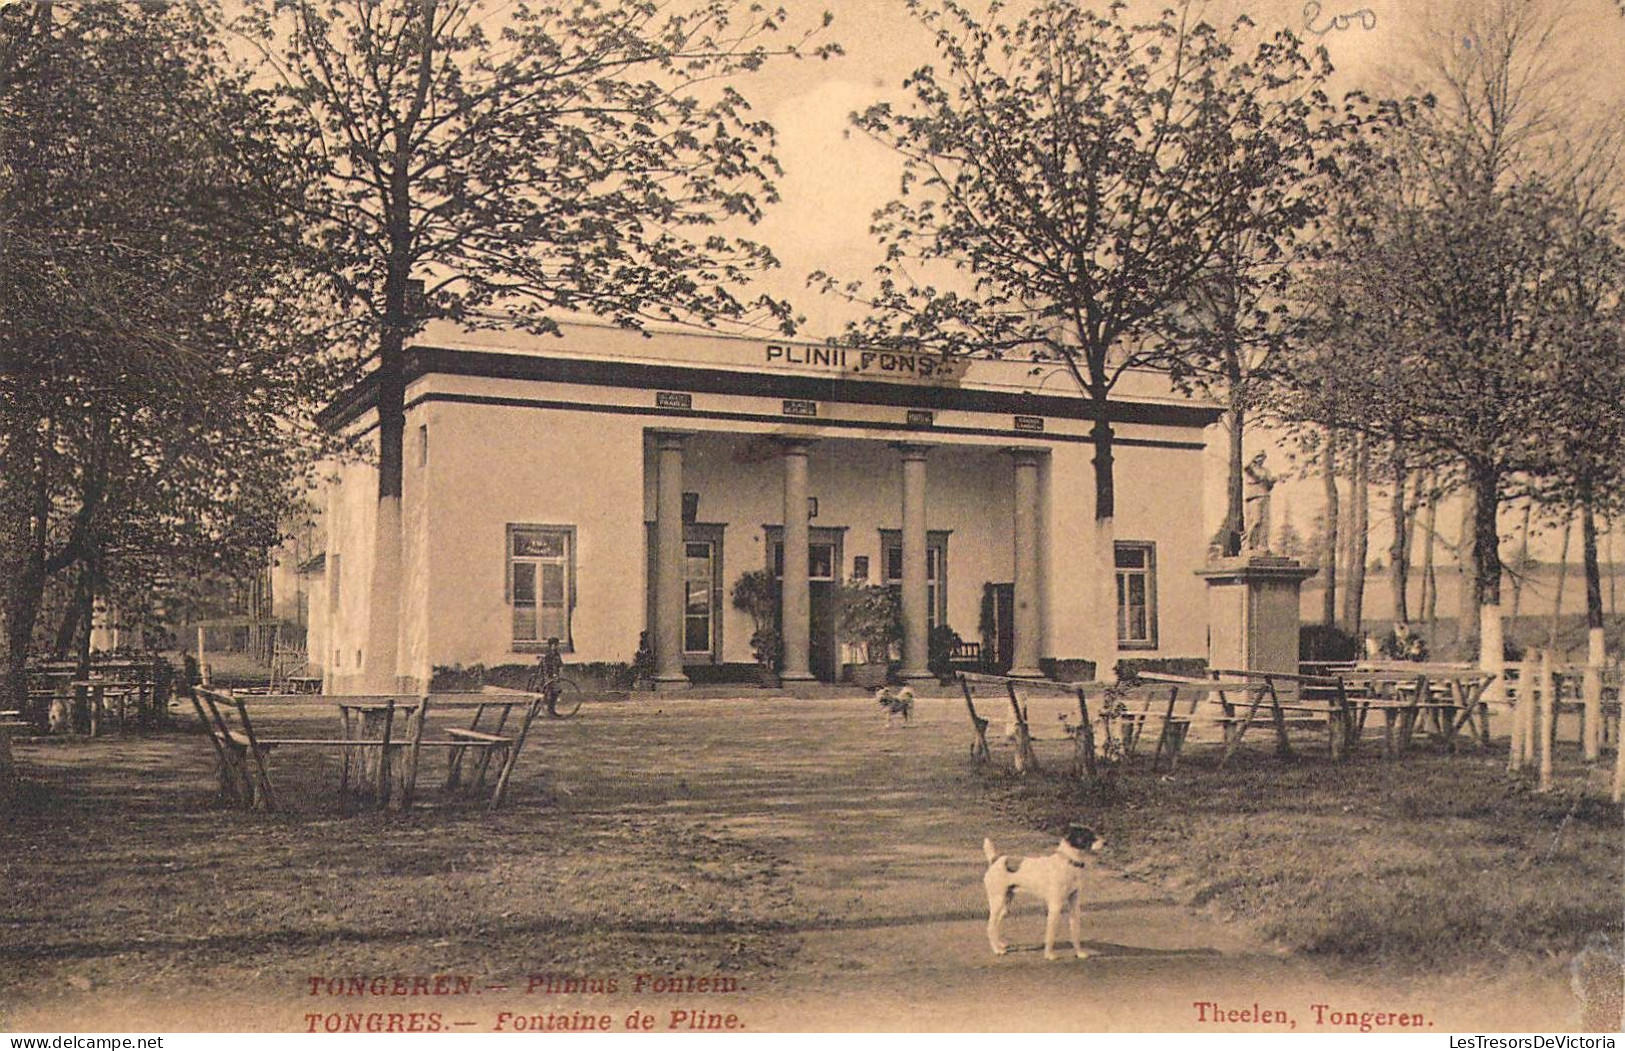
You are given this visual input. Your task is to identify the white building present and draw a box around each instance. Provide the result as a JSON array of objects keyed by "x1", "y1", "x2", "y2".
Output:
[{"x1": 314, "y1": 320, "x2": 1221, "y2": 691}]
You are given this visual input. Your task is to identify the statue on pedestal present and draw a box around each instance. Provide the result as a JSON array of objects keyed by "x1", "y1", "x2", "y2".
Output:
[{"x1": 1244, "y1": 453, "x2": 1277, "y2": 553}]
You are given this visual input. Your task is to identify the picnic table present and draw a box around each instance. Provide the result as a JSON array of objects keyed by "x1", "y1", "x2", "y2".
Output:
[
  {"x1": 1134, "y1": 668, "x2": 1355, "y2": 766},
  {"x1": 190, "y1": 687, "x2": 546, "y2": 812},
  {"x1": 26, "y1": 656, "x2": 173, "y2": 733},
  {"x1": 1332, "y1": 663, "x2": 1498, "y2": 757},
  {"x1": 959, "y1": 664, "x2": 1502, "y2": 775}
]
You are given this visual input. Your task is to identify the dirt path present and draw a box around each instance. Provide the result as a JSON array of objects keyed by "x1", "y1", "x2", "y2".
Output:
[
  {"x1": 539, "y1": 695, "x2": 1576, "y2": 1032},
  {"x1": 1, "y1": 693, "x2": 1580, "y2": 1032}
]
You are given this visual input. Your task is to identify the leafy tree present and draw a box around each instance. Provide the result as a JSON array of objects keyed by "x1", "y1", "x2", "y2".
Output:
[
  {"x1": 1524, "y1": 162, "x2": 1625, "y2": 648},
  {"x1": 817, "y1": 0, "x2": 1354, "y2": 530},
  {"x1": 0, "y1": 1, "x2": 333, "y2": 714},
  {"x1": 239, "y1": 0, "x2": 836, "y2": 687},
  {"x1": 1283, "y1": 0, "x2": 1623, "y2": 633}
]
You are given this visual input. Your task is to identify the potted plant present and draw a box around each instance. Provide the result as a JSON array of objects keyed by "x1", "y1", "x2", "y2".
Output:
[
  {"x1": 748, "y1": 627, "x2": 784, "y2": 687},
  {"x1": 731, "y1": 570, "x2": 782, "y2": 687},
  {"x1": 928, "y1": 624, "x2": 963, "y2": 685},
  {"x1": 838, "y1": 580, "x2": 901, "y2": 688}
]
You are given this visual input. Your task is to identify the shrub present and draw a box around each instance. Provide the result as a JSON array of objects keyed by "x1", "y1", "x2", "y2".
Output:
[
  {"x1": 1115, "y1": 656, "x2": 1208, "y2": 683},
  {"x1": 928, "y1": 624, "x2": 963, "y2": 679},
  {"x1": 837, "y1": 581, "x2": 901, "y2": 663},
  {"x1": 731, "y1": 570, "x2": 780, "y2": 670},
  {"x1": 748, "y1": 627, "x2": 783, "y2": 671},
  {"x1": 1301, "y1": 624, "x2": 1359, "y2": 662}
]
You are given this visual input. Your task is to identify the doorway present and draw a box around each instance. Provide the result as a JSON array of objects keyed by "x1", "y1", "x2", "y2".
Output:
[
  {"x1": 983, "y1": 582, "x2": 1014, "y2": 674},
  {"x1": 768, "y1": 527, "x2": 844, "y2": 682}
]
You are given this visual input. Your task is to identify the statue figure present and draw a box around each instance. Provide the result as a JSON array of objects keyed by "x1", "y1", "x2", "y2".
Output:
[{"x1": 1243, "y1": 453, "x2": 1277, "y2": 552}]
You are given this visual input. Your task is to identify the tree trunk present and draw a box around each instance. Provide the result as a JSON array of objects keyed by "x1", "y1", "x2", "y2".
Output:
[
  {"x1": 1388, "y1": 440, "x2": 1409, "y2": 625},
  {"x1": 1321, "y1": 428, "x2": 1339, "y2": 627},
  {"x1": 1606, "y1": 522, "x2": 1617, "y2": 616},
  {"x1": 357, "y1": 0, "x2": 438, "y2": 693},
  {"x1": 1221, "y1": 402, "x2": 1244, "y2": 557},
  {"x1": 1470, "y1": 465, "x2": 1503, "y2": 608},
  {"x1": 52, "y1": 565, "x2": 91, "y2": 659},
  {"x1": 1420, "y1": 473, "x2": 1440, "y2": 649},
  {"x1": 359, "y1": 244, "x2": 413, "y2": 689},
  {"x1": 1509, "y1": 500, "x2": 1533, "y2": 622},
  {"x1": 1549, "y1": 513, "x2": 1573, "y2": 655},
  {"x1": 1457, "y1": 483, "x2": 1477, "y2": 652},
  {"x1": 1089, "y1": 415, "x2": 1115, "y2": 523},
  {"x1": 3, "y1": 574, "x2": 44, "y2": 721},
  {"x1": 1344, "y1": 434, "x2": 1370, "y2": 636},
  {"x1": 2, "y1": 427, "x2": 49, "y2": 721},
  {"x1": 1581, "y1": 483, "x2": 1603, "y2": 634},
  {"x1": 1468, "y1": 467, "x2": 1507, "y2": 702},
  {"x1": 74, "y1": 571, "x2": 94, "y2": 679}
]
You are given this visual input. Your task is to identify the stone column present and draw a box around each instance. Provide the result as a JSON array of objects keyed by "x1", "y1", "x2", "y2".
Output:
[
  {"x1": 1009, "y1": 448, "x2": 1045, "y2": 679},
  {"x1": 652, "y1": 432, "x2": 690, "y2": 691},
  {"x1": 779, "y1": 438, "x2": 817, "y2": 683},
  {"x1": 897, "y1": 443, "x2": 933, "y2": 682}
]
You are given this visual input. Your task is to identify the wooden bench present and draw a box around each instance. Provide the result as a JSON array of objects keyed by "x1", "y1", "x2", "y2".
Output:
[
  {"x1": 958, "y1": 672, "x2": 1101, "y2": 776},
  {"x1": 948, "y1": 641, "x2": 984, "y2": 674}
]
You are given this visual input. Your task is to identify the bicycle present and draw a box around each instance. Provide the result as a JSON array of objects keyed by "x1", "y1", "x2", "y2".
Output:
[{"x1": 525, "y1": 637, "x2": 583, "y2": 718}]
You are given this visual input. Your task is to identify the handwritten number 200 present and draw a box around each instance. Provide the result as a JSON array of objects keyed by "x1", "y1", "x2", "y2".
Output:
[{"x1": 1304, "y1": 2, "x2": 1378, "y2": 35}]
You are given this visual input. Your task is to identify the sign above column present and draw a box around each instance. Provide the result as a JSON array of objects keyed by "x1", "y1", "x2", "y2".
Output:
[{"x1": 764, "y1": 343, "x2": 971, "y2": 385}]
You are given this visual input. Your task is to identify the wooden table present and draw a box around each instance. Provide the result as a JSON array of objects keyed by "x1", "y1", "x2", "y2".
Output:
[
  {"x1": 190, "y1": 689, "x2": 546, "y2": 812},
  {"x1": 1141, "y1": 669, "x2": 1354, "y2": 765},
  {"x1": 336, "y1": 699, "x2": 426, "y2": 806},
  {"x1": 1337, "y1": 666, "x2": 1496, "y2": 757},
  {"x1": 71, "y1": 679, "x2": 147, "y2": 736}
]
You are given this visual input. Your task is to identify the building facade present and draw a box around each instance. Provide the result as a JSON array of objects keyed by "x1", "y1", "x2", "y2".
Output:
[{"x1": 316, "y1": 320, "x2": 1222, "y2": 691}]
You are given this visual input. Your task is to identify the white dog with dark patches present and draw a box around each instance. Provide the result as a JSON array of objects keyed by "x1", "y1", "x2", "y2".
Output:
[
  {"x1": 874, "y1": 685, "x2": 914, "y2": 726},
  {"x1": 982, "y1": 823, "x2": 1104, "y2": 960}
]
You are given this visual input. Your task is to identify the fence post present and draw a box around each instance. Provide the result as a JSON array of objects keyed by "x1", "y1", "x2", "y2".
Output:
[
  {"x1": 1509, "y1": 657, "x2": 1532, "y2": 771},
  {"x1": 1614, "y1": 712, "x2": 1625, "y2": 805},
  {"x1": 1524, "y1": 656, "x2": 1541, "y2": 768},
  {"x1": 1538, "y1": 650, "x2": 1554, "y2": 793},
  {"x1": 1583, "y1": 631, "x2": 1604, "y2": 763}
]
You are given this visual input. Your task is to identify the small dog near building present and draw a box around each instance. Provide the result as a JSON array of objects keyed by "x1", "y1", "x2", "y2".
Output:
[
  {"x1": 982, "y1": 823, "x2": 1104, "y2": 960},
  {"x1": 874, "y1": 685, "x2": 914, "y2": 726}
]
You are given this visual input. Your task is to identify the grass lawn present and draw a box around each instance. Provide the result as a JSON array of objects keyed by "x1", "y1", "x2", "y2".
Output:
[
  {"x1": 0, "y1": 716, "x2": 801, "y2": 1021},
  {"x1": 987, "y1": 742, "x2": 1623, "y2": 977}
]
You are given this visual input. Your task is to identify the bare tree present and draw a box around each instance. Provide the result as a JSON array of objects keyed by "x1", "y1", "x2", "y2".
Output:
[
  {"x1": 239, "y1": 0, "x2": 836, "y2": 688},
  {"x1": 817, "y1": 0, "x2": 1353, "y2": 527}
]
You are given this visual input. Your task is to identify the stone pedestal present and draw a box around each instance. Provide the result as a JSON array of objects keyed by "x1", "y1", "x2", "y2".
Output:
[{"x1": 1197, "y1": 556, "x2": 1317, "y2": 679}]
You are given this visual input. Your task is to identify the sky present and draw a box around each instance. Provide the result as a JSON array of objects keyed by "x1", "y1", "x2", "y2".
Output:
[
  {"x1": 223, "y1": 0, "x2": 1625, "y2": 563},
  {"x1": 741, "y1": 0, "x2": 1625, "y2": 338},
  {"x1": 723, "y1": 0, "x2": 1625, "y2": 562}
]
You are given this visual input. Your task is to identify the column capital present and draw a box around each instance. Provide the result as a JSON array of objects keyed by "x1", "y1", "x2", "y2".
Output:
[
  {"x1": 651, "y1": 429, "x2": 692, "y2": 451},
  {"x1": 1006, "y1": 446, "x2": 1046, "y2": 467},
  {"x1": 772, "y1": 434, "x2": 820, "y2": 455},
  {"x1": 891, "y1": 441, "x2": 934, "y2": 461}
]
